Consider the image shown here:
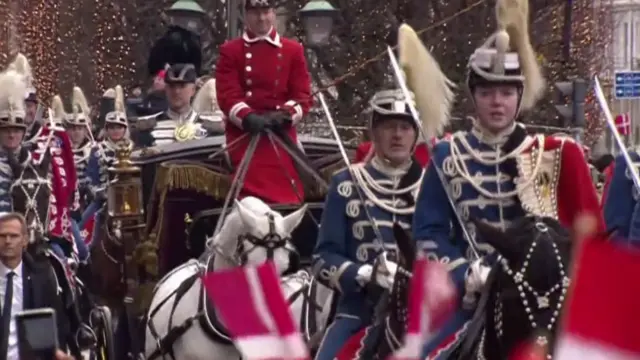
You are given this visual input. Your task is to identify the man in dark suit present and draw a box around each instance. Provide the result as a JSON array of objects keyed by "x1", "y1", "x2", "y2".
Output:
[{"x1": 0, "y1": 212, "x2": 69, "y2": 359}]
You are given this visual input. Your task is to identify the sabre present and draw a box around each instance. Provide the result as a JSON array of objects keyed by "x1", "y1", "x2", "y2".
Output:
[
  {"x1": 593, "y1": 76, "x2": 640, "y2": 192},
  {"x1": 386, "y1": 46, "x2": 480, "y2": 260},
  {"x1": 317, "y1": 91, "x2": 387, "y2": 258}
]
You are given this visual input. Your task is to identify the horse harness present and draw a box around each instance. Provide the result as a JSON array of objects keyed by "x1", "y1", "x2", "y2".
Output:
[
  {"x1": 146, "y1": 216, "x2": 318, "y2": 360},
  {"x1": 476, "y1": 222, "x2": 570, "y2": 360},
  {"x1": 11, "y1": 151, "x2": 50, "y2": 237}
]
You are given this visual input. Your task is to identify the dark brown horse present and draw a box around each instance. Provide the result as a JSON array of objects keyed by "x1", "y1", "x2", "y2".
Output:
[{"x1": 358, "y1": 217, "x2": 574, "y2": 360}]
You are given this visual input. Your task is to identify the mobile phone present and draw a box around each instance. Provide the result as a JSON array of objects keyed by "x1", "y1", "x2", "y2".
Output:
[{"x1": 15, "y1": 308, "x2": 58, "y2": 360}]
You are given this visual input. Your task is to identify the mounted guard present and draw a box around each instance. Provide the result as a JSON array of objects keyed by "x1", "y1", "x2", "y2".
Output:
[
  {"x1": 53, "y1": 87, "x2": 94, "y2": 263},
  {"x1": 0, "y1": 69, "x2": 29, "y2": 213},
  {"x1": 602, "y1": 150, "x2": 640, "y2": 242},
  {"x1": 7, "y1": 53, "x2": 79, "y2": 253},
  {"x1": 408, "y1": 0, "x2": 603, "y2": 357},
  {"x1": 215, "y1": 0, "x2": 312, "y2": 205},
  {"x1": 312, "y1": 27, "x2": 455, "y2": 357},
  {"x1": 85, "y1": 85, "x2": 134, "y2": 245},
  {"x1": 134, "y1": 63, "x2": 210, "y2": 146}
]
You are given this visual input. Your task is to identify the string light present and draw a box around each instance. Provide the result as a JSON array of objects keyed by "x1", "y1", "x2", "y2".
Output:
[{"x1": 301, "y1": 0, "x2": 612, "y2": 138}]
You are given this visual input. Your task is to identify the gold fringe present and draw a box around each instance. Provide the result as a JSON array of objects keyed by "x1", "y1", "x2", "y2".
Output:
[{"x1": 146, "y1": 162, "x2": 231, "y2": 264}]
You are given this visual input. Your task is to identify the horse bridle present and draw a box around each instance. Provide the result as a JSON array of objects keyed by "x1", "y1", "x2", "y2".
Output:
[
  {"x1": 478, "y1": 221, "x2": 570, "y2": 360},
  {"x1": 234, "y1": 213, "x2": 296, "y2": 264},
  {"x1": 11, "y1": 152, "x2": 50, "y2": 239}
]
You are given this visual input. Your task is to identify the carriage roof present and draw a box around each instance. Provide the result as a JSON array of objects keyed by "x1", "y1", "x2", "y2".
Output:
[{"x1": 131, "y1": 135, "x2": 354, "y2": 166}]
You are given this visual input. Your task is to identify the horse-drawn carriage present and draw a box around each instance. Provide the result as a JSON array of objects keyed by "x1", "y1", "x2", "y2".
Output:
[{"x1": 131, "y1": 134, "x2": 353, "y2": 275}]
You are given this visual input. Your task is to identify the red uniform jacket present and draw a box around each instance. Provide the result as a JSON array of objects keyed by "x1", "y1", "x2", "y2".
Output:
[
  {"x1": 215, "y1": 28, "x2": 312, "y2": 204},
  {"x1": 533, "y1": 136, "x2": 605, "y2": 232},
  {"x1": 354, "y1": 141, "x2": 431, "y2": 167}
]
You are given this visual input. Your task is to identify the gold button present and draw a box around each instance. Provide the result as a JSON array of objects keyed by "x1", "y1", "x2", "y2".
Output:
[
  {"x1": 276, "y1": 66, "x2": 281, "y2": 71},
  {"x1": 246, "y1": 91, "x2": 252, "y2": 97},
  {"x1": 246, "y1": 66, "x2": 251, "y2": 72},
  {"x1": 275, "y1": 80, "x2": 279, "y2": 86},
  {"x1": 277, "y1": 53, "x2": 283, "y2": 58},
  {"x1": 246, "y1": 79, "x2": 252, "y2": 86},
  {"x1": 246, "y1": 53, "x2": 252, "y2": 59}
]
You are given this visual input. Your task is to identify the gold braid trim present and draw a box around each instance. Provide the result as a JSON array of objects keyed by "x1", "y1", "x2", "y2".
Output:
[{"x1": 147, "y1": 163, "x2": 231, "y2": 249}]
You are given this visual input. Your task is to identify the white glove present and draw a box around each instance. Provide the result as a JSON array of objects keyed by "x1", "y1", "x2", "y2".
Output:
[
  {"x1": 356, "y1": 264, "x2": 373, "y2": 287},
  {"x1": 373, "y1": 252, "x2": 399, "y2": 291},
  {"x1": 465, "y1": 259, "x2": 491, "y2": 295}
]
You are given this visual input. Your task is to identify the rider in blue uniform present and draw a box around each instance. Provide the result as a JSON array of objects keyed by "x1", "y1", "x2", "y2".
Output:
[
  {"x1": 84, "y1": 85, "x2": 132, "y2": 245},
  {"x1": 0, "y1": 70, "x2": 29, "y2": 213},
  {"x1": 312, "y1": 89, "x2": 424, "y2": 360},
  {"x1": 603, "y1": 152, "x2": 640, "y2": 245},
  {"x1": 412, "y1": 8, "x2": 548, "y2": 358}
]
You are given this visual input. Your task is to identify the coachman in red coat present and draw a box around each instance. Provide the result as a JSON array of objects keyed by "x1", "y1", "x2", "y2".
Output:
[{"x1": 215, "y1": 0, "x2": 312, "y2": 205}]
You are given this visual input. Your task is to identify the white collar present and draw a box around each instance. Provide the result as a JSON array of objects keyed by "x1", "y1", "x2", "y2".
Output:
[
  {"x1": 242, "y1": 27, "x2": 282, "y2": 48},
  {"x1": 0, "y1": 260, "x2": 22, "y2": 278}
]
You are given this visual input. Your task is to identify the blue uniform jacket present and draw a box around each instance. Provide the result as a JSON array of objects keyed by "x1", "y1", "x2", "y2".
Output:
[
  {"x1": 312, "y1": 161, "x2": 418, "y2": 318},
  {"x1": 603, "y1": 151, "x2": 640, "y2": 243},
  {"x1": 412, "y1": 132, "x2": 525, "y2": 295}
]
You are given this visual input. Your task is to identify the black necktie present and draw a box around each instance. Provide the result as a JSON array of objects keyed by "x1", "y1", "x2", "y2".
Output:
[{"x1": 0, "y1": 272, "x2": 15, "y2": 360}]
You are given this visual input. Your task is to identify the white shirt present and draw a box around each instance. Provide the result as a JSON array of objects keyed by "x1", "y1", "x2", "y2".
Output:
[{"x1": 0, "y1": 261, "x2": 24, "y2": 360}]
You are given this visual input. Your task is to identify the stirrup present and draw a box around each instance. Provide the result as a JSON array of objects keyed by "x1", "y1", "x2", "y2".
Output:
[{"x1": 75, "y1": 323, "x2": 98, "y2": 349}]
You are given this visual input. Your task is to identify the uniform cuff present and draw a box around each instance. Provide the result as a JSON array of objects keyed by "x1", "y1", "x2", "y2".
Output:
[
  {"x1": 284, "y1": 100, "x2": 303, "y2": 124},
  {"x1": 229, "y1": 102, "x2": 252, "y2": 127}
]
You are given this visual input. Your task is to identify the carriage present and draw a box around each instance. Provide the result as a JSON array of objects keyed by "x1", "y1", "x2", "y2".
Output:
[{"x1": 130, "y1": 134, "x2": 353, "y2": 275}]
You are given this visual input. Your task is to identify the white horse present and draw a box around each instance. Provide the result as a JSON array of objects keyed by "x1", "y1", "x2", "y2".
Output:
[{"x1": 144, "y1": 197, "x2": 334, "y2": 360}]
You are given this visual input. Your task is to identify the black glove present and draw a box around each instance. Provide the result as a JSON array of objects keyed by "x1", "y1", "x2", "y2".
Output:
[
  {"x1": 241, "y1": 113, "x2": 267, "y2": 135},
  {"x1": 267, "y1": 111, "x2": 293, "y2": 131}
]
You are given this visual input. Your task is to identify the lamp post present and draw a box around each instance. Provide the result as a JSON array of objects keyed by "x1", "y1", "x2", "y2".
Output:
[
  {"x1": 298, "y1": 0, "x2": 338, "y2": 47},
  {"x1": 167, "y1": 0, "x2": 206, "y2": 33}
]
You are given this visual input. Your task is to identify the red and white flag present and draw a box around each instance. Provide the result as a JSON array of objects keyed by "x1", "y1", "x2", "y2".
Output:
[
  {"x1": 202, "y1": 262, "x2": 309, "y2": 360},
  {"x1": 388, "y1": 256, "x2": 457, "y2": 360},
  {"x1": 554, "y1": 236, "x2": 640, "y2": 359},
  {"x1": 615, "y1": 113, "x2": 632, "y2": 136}
]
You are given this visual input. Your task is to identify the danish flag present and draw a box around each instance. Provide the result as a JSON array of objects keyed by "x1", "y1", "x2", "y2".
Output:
[
  {"x1": 388, "y1": 256, "x2": 457, "y2": 360},
  {"x1": 553, "y1": 235, "x2": 640, "y2": 359},
  {"x1": 614, "y1": 113, "x2": 631, "y2": 136},
  {"x1": 202, "y1": 262, "x2": 310, "y2": 360}
]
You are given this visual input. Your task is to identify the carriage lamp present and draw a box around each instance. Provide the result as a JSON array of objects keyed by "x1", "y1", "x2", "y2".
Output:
[
  {"x1": 107, "y1": 142, "x2": 144, "y2": 218},
  {"x1": 167, "y1": 0, "x2": 206, "y2": 34},
  {"x1": 298, "y1": 0, "x2": 339, "y2": 47}
]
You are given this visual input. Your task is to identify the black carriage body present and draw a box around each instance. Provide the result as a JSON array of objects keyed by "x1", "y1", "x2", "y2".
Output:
[{"x1": 132, "y1": 135, "x2": 354, "y2": 275}]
